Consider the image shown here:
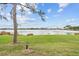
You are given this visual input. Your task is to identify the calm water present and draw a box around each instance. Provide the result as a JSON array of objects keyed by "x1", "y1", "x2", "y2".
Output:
[{"x1": 0, "y1": 30, "x2": 79, "y2": 35}]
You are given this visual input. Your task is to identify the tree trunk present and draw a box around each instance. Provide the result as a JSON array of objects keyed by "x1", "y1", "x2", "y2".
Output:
[{"x1": 13, "y1": 3, "x2": 17, "y2": 44}]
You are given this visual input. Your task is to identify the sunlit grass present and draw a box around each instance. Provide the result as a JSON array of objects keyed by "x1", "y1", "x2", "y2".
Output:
[{"x1": 0, "y1": 35, "x2": 79, "y2": 55}]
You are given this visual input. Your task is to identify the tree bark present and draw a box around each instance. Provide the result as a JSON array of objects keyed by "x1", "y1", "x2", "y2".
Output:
[{"x1": 13, "y1": 3, "x2": 17, "y2": 44}]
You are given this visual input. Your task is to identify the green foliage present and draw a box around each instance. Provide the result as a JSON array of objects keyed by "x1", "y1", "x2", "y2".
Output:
[{"x1": 64, "y1": 25, "x2": 79, "y2": 30}]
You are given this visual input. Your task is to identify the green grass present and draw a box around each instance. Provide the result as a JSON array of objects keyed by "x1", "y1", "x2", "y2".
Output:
[{"x1": 0, "y1": 35, "x2": 79, "y2": 56}]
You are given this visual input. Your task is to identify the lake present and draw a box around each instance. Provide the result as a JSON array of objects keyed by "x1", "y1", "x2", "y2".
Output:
[{"x1": 0, "y1": 30, "x2": 79, "y2": 35}]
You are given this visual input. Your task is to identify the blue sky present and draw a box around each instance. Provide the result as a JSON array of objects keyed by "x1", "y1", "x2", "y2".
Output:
[{"x1": 0, "y1": 3, "x2": 79, "y2": 28}]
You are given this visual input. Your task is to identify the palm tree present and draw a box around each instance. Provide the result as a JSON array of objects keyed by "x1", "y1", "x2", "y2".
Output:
[{"x1": 0, "y1": 3, "x2": 46, "y2": 44}]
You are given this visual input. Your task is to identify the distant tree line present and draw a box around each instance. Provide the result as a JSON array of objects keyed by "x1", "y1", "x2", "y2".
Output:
[
  {"x1": 0, "y1": 28, "x2": 63, "y2": 30},
  {"x1": 1, "y1": 25, "x2": 79, "y2": 30},
  {"x1": 64, "y1": 25, "x2": 79, "y2": 30}
]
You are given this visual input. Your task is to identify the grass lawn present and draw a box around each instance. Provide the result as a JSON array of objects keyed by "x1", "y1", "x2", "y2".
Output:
[{"x1": 0, "y1": 35, "x2": 79, "y2": 56}]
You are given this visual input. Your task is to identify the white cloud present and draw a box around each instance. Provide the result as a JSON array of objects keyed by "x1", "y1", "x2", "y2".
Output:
[
  {"x1": 17, "y1": 5, "x2": 21, "y2": 10},
  {"x1": 17, "y1": 5, "x2": 30, "y2": 11},
  {"x1": 17, "y1": 16, "x2": 35, "y2": 20},
  {"x1": 34, "y1": 3, "x2": 39, "y2": 8},
  {"x1": 45, "y1": 16, "x2": 49, "y2": 19},
  {"x1": 17, "y1": 15, "x2": 36, "y2": 24},
  {"x1": 66, "y1": 18, "x2": 76, "y2": 23},
  {"x1": 27, "y1": 11, "x2": 32, "y2": 15},
  {"x1": 58, "y1": 3, "x2": 69, "y2": 8},
  {"x1": 57, "y1": 3, "x2": 69, "y2": 12},
  {"x1": 17, "y1": 17, "x2": 36, "y2": 26},
  {"x1": 47, "y1": 8, "x2": 52, "y2": 13},
  {"x1": 0, "y1": 11, "x2": 35, "y2": 24},
  {"x1": 20, "y1": 3, "x2": 26, "y2": 5},
  {"x1": 17, "y1": 5, "x2": 34, "y2": 16},
  {"x1": 57, "y1": 8, "x2": 63, "y2": 13}
]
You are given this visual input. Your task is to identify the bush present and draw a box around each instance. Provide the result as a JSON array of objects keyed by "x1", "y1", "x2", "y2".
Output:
[
  {"x1": 27, "y1": 33, "x2": 34, "y2": 36},
  {"x1": 0, "y1": 31, "x2": 11, "y2": 35},
  {"x1": 74, "y1": 33, "x2": 79, "y2": 35}
]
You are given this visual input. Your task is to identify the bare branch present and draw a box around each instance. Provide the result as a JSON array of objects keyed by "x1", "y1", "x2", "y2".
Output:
[
  {"x1": 18, "y1": 3, "x2": 36, "y2": 13},
  {"x1": 0, "y1": 15, "x2": 8, "y2": 21},
  {"x1": 18, "y1": 3, "x2": 46, "y2": 21},
  {"x1": 0, "y1": 3, "x2": 8, "y2": 21},
  {"x1": 10, "y1": 7, "x2": 14, "y2": 19}
]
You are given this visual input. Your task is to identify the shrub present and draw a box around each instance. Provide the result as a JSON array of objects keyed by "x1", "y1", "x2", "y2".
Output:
[
  {"x1": 0, "y1": 31, "x2": 11, "y2": 35},
  {"x1": 27, "y1": 33, "x2": 34, "y2": 36},
  {"x1": 74, "y1": 33, "x2": 79, "y2": 35}
]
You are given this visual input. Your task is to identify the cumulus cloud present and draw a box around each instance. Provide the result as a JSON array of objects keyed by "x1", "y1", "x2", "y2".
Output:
[
  {"x1": 17, "y1": 4, "x2": 33, "y2": 15},
  {"x1": 66, "y1": 18, "x2": 76, "y2": 23},
  {"x1": 57, "y1": 8, "x2": 63, "y2": 13},
  {"x1": 17, "y1": 5, "x2": 30, "y2": 11},
  {"x1": 0, "y1": 11, "x2": 35, "y2": 24},
  {"x1": 47, "y1": 8, "x2": 52, "y2": 13},
  {"x1": 17, "y1": 16, "x2": 35, "y2": 20},
  {"x1": 58, "y1": 3, "x2": 69, "y2": 8},
  {"x1": 17, "y1": 15, "x2": 36, "y2": 24},
  {"x1": 45, "y1": 16, "x2": 49, "y2": 19},
  {"x1": 57, "y1": 3, "x2": 69, "y2": 12},
  {"x1": 66, "y1": 19, "x2": 77, "y2": 26},
  {"x1": 17, "y1": 17, "x2": 36, "y2": 26},
  {"x1": 27, "y1": 11, "x2": 32, "y2": 15}
]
